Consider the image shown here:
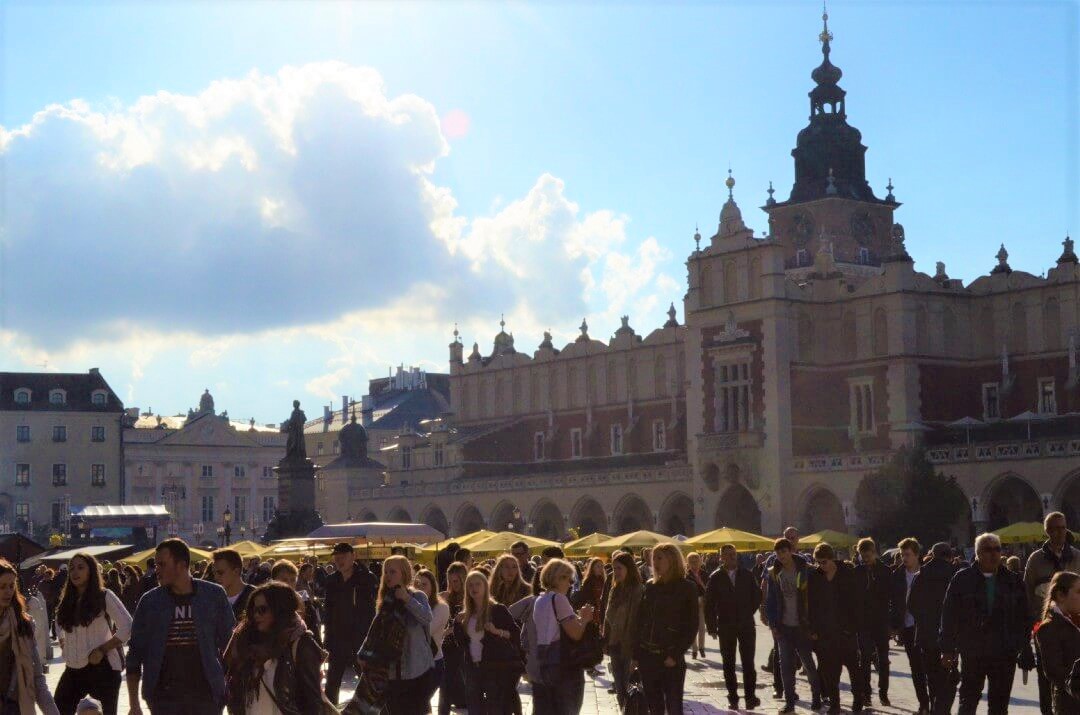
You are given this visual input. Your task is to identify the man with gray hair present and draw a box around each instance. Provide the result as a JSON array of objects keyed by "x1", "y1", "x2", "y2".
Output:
[
  {"x1": 940, "y1": 532, "x2": 1029, "y2": 715},
  {"x1": 1023, "y1": 510, "x2": 1079, "y2": 713}
]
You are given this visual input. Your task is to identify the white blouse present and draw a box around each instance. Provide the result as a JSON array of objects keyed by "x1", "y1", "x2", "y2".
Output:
[
  {"x1": 58, "y1": 589, "x2": 132, "y2": 670},
  {"x1": 429, "y1": 600, "x2": 450, "y2": 660}
]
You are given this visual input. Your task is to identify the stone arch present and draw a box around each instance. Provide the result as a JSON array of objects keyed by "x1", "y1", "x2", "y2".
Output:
[
  {"x1": 613, "y1": 493, "x2": 654, "y2": 534},
  {"x1": 715, "y1": 483, "x2": 763, "y2": 533},
  {"x1": 872, "y1": 308, "x2": 888, "y2": 356},
  {"x1": 490, "y1": 500, "x2": 522, "y2": 532},
  {"x1": 658, "y1": 492, "x2": 694, "y2": 536},
  {"x1": 1043, "y1": 297, "x2": 1062, "y2": 350},
  {"x1": 453, "y1": 503, "x2": 485, "y2": 536},
  {"x1": 1056, "y1": 472, "x2": 1080, "y2": 527},
  {"x1": 798, "y1": 485, "x2": 846, "y2": 533},
  {"x1": 530, "y1": 500, "x2": 565, "y2": 541},
  {"x1": 357, "y1": 510, "x2": 378, "y2": 522},
  {"x1": 702, "y1": 463, "x2": 722, "y2": 492},
  {"x1": 569, "y1": 497, "x2": 607, "y2": 537},
  {"x1": 421, "y1": 505, "x2": 449, "y2": 538},
  {"x1": 387, "y1": 506, "x2": 412, "y2": 523},
  {"x1": 983, "y1": 473, "x2": 1042, "y2": 530}
]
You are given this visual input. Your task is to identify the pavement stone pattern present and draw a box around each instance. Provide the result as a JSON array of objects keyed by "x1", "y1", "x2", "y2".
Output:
[{"x1": 45, "y1": 624, "x2": 1041, "y2": 713}]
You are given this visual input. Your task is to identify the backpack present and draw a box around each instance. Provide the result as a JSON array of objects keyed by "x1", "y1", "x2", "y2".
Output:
[{"x1": 623, "y1": 670, "x2": 647, "y2": 715}]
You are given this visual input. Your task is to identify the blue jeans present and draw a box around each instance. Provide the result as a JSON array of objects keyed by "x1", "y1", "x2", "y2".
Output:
[
  {"x1": 776, "y1": 624, "x2": 822, "y2": 706},
  {"x1": 609, "y1": 653, "x2": 633, "y2": 708},
  {"x1": 533, "y1": 665, "x2": 585, "y2": 715}
]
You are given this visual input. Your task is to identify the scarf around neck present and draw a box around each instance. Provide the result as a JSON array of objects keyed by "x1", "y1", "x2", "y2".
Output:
[{"x1": 0, "y1": 605, "x2": 36, "y2": 715}]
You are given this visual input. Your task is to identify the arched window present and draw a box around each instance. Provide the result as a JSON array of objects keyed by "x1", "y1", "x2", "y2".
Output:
[
  {"x1": 626, "y1": 358, "x2": 637, "y2": 400},
  {"x1": 748, "y1": 257, "x2": 761, "y2": 299},
  {"x1": 723, "y1": 261, "x2": 738, "y2": 303},
  {"x1": 587, "y1": 365, "x2": 598, "y2": 405},
  {"x1": 566, "y1": 367, "x2": 578, "y2": 408},
  {"x1": 1043, "y1": 297, "x2": 1062, "y2": 350},
  {"x1": 512, "y1": 374, "x2": 523, "y2": 411},
  {"x1": 49, "y1": 389, "x2": 66, "y2": 406},
  {"x1": 654, "y1": 355, "x2": 668, "y2": 397},
  {"x1": 606, "y1": 360, "x2": 619, "y2": 403},
  {"x1": 699, "y1": 265, "x2": 712, "y2": 306},
  {"x1": 872, "y1": 308, "x2": 888, "y2": 356},
  {"x1": 13, "y1": 389, "x2": 31, "y2": 405},
  {"x1": 1011, "y1": 302, "x2": 1027, "y2": 353}
]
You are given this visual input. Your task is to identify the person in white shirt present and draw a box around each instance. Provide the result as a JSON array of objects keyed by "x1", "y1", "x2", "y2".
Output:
[
  {"x1": 54, "y1": 553, "x2": 132, "y2": 715},
  {"x1": 415, "y1": 569, "x2": 451, "y2": 708}
]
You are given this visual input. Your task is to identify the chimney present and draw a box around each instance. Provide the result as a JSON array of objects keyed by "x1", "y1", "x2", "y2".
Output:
[
  {"x1": 89, "y1": 367, "x2": 99, "y2": 375},
  {"x1": 323, "y1": 405, "x2": 331, "y2": 433}
]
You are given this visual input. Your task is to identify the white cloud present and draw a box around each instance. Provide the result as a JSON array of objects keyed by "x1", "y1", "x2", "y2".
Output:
[{"x1": 1, "y1": 62, "x2": 682, "y2": 417}]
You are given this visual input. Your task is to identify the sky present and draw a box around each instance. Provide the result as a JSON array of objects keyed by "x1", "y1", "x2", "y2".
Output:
[{"x1": 1, "y1": 1, "x2": 1077, "y2": 424}]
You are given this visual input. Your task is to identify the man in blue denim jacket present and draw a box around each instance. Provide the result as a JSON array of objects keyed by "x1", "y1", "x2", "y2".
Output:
[{"x1": 125, "y1": 539, "x2": 235, "y2": 715}]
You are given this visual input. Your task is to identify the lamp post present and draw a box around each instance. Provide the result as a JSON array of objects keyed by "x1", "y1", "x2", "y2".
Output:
[{"x1": 222, "y1": 507, "x2": 232, "y2": 546}]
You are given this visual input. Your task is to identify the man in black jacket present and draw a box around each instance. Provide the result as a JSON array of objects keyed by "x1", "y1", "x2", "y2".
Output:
[
  {"x1": 888, "y1": 537, "x2": 929, "y2": 713},
  {"x1": 909, "y1": 542, "x2": 958, "y2": 714},
  {"x1": 323, "y1": 542, "x2": 378, "y2": 705},
  {"x1": 704, "y1": 544, "x2": 762, "y2": 710},
  {"x1": 808, "y1": 543, "x2": 865, "y2": 714},
  {"x1": 940, "y1": 532, "x2": 1029, "y2": 715},
  {"x1": 854, "y1": 538, "x2": 892, "y2": 708}
]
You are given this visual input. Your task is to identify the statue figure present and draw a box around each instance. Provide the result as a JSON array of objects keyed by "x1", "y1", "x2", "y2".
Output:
[{"x1": 284, "y1": 400, "x2": 308, "y2": 461}]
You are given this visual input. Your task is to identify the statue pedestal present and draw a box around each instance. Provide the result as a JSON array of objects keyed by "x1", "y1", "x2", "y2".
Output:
[{"x1": 267, "y1": 457, "x2": 323, "y2": 540}]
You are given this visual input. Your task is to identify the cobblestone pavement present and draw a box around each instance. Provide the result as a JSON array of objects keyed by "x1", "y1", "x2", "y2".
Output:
[{"x1": 46, "y1": 624, "x2": 1041, "y2": 713}]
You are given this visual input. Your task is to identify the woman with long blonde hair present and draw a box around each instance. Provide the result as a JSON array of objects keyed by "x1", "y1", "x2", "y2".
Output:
[
  {"x1": 489, "y1": 554, "x2": 531, "y2": 607},
  {"x1": 373, "y1": 555, "x2": 435, "y2": 713},
  {"x1": 635, "y1": 543, "x2": 698, "y2": 714},
  {"x1": 452, "y1": 571, "x2": 522, "y2": 714},
  {"x1": 1034, "y1": 570, "x2": 1080, "y2": 713}
]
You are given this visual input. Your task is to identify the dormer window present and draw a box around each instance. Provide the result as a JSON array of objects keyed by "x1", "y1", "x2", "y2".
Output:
[
  {"x1": 49, "y1": 389, "x2": 66, "y2": 406},
  {"x1": 13, "y1": 389, "x2": 30, "y2": 405},
  {"x1": 91, "y1": 391, "x2": 107, "y2": 407}
]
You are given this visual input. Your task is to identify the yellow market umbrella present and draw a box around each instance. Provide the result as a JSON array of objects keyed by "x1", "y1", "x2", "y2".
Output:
[
  {"x1": 685, "y1": 527, "x2": 775, "y2": 552},
  {"x1": 121, "y1": 546, "x2": 214, "y2": 568},
  {"x1": 456, "y1": 530, "x2": 498, "y2": 547},
  {"x1": 586, "y1": 530, "x2": 675, "y2": 557},
  {"x1": 226, "y1": 540, "x2": 268, "y2": 558},
  {"x1": 467, "y1": 531, "x2": 560, "y2": 556},
  {"x1": 563, "y1": 533, "x2": 613, "y2": 558},
  {"x1": 799, "y1": 530, "x2": 861, "y2": 549},
  {"x1": 993, "y1": 522, "x2": 1058, "y2": 545}
]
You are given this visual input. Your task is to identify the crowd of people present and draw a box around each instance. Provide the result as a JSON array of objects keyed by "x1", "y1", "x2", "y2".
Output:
[{"x1": 0, "y1": 511, "x2": 1077, "y2": 713}]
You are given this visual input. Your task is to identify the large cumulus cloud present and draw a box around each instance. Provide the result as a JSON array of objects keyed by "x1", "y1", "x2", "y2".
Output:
[{"x1": 1, "y1": 62, "x2": 680, "y2": 396}]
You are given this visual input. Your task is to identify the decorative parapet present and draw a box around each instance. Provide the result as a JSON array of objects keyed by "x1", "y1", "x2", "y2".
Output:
[
  {"x1": 927, "y1": 439, "x2": 1079, "y2": 464},
  {"x1": 791, "y1": 452, "x2": 890, "y2": 472}
]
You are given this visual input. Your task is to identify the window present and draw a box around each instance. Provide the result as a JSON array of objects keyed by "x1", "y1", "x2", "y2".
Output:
[
  {"x1": 653, "y1": 420, "x2": 667, "y2": 451},
  {"x1": 49, "y1": 390, "x2": 66, "y2": 405},
  {"x1": 333, "y1": 440, "x2": 340, "y2": 454},
  {"x1": 262, "y1": 466, "x2": 272, "y2": 478},
  {"x1": 234, "y1": 495, "x2": 248, "y2": 524},
  {"x1": 15, "y1": 426, "x2": 29, "y2": 443},
  {"x1": 91, "y1": 464, "x2": 106, "y2": 486},
  {"x1": 13, "y1": 390, "x2": 30, "y2": 405},
  {"x1": 201, "y1": 495, "x2": 215, "y2": 523},
  {"x1": 401, "y1": 446, "x2": 412, "y2": 470},
  {"x1": 234, "y1": 465, "x2": 246, "y2": 478},
  {"x1": 849, "y1": 380, "x2": 875, "y2": 435},
  {"x1": 533, "y1": 432, "x2": 545, "y2": 461},
  {"x1": 51, "y1": 501, "x2": 66, "y2": 528},
  {"x1": 1038, "y1": 378, "x2": 1057, "y2": 416},
  {"x1": 433, "y1": 443, "x2": 444, "y2": 467},
  {"x1": 982, "y1": 383, "x2": 1001, "y2": 420},
  {"x1": 91, "y1": 426, "x2": 105, "y2": 442},
  {"x1": 201, "y1": 465, "x2": 213, "y2": 478},
  {"x1": 610, "y1": 424, "x2": 623, "y2": 455},
  {"x1": 53, "y1": 425, "x2": 67, "y2": 442},
  {"x1": 317, "y1": 442, "x2": 324, "y2": 456},
  {"x1": 262, "y1": 496, "x2": 276, "y2": 523},
  {"x1": 15, "y1": 504, "x2": 30, "y2": 523},
  {"x1": 52, "y1": 464, "x2": 67, "y2": 486},
  {"x1": 91, "y1": 391, "x2": 107, "y2": 407},
  {"x1": 15, "y1": 465, "x2": 29, "y2": 487},
  {"x1": 857, "y1": 247, "x2": 871, "y2": 265},
  {"x1": 570, "y1": 428, "x2": 583, "y2": 459},
  {"x1": 715, "y1": 362, "x2": 752, "y2": 432}
]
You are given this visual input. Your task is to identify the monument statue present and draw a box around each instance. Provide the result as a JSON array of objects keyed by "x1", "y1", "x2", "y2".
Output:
[{"x1": 284, "y1": 399, "x2": 308, "y2": 461}]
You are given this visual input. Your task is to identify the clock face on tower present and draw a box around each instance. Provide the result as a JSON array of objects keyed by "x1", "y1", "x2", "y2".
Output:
[
  {"x1": 850, "y1": 211, "x2": 874, "y2": 246},
  {"x1": 792, "y1": 213, "x2": 815, "y2": 247}
]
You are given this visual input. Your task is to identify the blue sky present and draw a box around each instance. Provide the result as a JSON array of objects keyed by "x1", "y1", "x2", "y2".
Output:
[{"x1": 1, "y1": 1, "x2": 1077, "y2": 423}]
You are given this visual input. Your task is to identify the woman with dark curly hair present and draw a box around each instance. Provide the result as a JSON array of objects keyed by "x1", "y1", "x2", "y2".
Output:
[
  {"x1": 54, "y1": 553, "x2": 131, "y2": 715},
  {"x1": 223, "y1": 581, "x2": 327, "y2": 714},
  {"x1": 0, "y1": 559, "x2": 58, "y2": 714}
]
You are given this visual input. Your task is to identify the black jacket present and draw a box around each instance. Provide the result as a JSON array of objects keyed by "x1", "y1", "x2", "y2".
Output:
[
  {"x1": 853, "y1": 560, "x2": 892, "y2": 630},
  {"x1": 939, "y1": 563, "x2": 1029, "y2": 656},
  {"x1": 1034, "y1": 610, "x2": 1080, "y2": 714},
  {"x1": 226, "y1": 631, "x2": 325, "y2": 715},
  {"x1": 634, "y1": 578, "x2": 699, "y2": 661},
  {"x1": 452, "y1": 603, "x2": 523, "y2": 670},
  {"x1": 888, "y1": 566, "x2": 919, "y2": 632},
  {"x1": 323, "y1": 564, "x2": 378, "y2": 656},
  {"x1": 907, "y1": 557, "x2": 956, "y2": 649},
  {"x1": 230, "y1": 583, "x2": 255, "y2": 622},
  {"x1": 807, "y1": 560, "x2": 860, "y2": 639},
  {"x1": 703, "y1": 566, "x2": 761, "y2": 633}
]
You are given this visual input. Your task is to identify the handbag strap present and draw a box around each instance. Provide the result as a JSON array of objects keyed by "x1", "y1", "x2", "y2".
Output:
[{"x1": 260, "y1": 665, "x2": 287, "y2": 713}]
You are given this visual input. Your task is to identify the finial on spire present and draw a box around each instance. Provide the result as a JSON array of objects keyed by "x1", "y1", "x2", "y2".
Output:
[
  {"x1": 693, "y1": 224, "x2": 701, "y2": 252},
  {"x1": 820, "y1": 1, "x2": 833, "y2": 48},
  {"x1": 580, "y1": 318, "x2": 589, "y2": 336},
  {"x1": 453, "y1": 322, "x2": 460, "y2": 343},
  {"x1": 664, "y1": 302, "x2": 679, "y2": 328},
  {"x1": 725, "y1": 168, "x2": 735, "y2": 199},
  {"x1": 766, "y1": 181, "x2": 776, "y2": 206},
  {"x1": 499, "y1": 313, "x2": 505, "y2": 331},
  {"x1": 885, "y1": 177, "x2": 895, "y2": 202}
]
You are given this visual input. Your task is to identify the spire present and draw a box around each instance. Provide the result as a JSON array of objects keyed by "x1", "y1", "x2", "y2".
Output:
[
  {"x1": 576, "y1": 318, "x2": 590, "y2": 342},
  {"x1": 885, "y1": 178, "x2": 895, "y2": 203},
  {"x1": 725, "y1": 168, "x2": 735, "y2": 200},
  {"x1": 693, "y1": 224, "x2": 701, "y2": 253},
  {"x1": 766, "y1": 181, "x2": 776, "y2": 206},
  {"x1": 719, "y1": 170, "x2": 747, "y2": 236},
  {"x1": 664, "y1": 302, "x2": 679, "y2": 328}
]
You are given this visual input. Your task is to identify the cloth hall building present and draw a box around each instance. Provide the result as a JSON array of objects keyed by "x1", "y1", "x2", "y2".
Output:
[{"x1": 336, "y1": 16, "x2": 1080, "y2": 540}]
